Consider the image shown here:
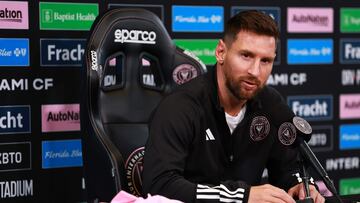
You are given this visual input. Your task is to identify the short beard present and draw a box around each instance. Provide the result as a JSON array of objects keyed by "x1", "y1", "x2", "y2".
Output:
[{"x1": 224, "y1": 71, "x2": 263, "y2": 101}]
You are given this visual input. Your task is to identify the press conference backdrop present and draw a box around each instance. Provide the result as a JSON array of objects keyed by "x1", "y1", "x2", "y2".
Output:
[{"x1": 0, "y1": 0, "x2": 359, "y2": 202}]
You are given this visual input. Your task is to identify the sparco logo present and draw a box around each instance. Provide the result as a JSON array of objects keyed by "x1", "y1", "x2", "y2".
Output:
[
  {"x1": 90, "y1": 50, "x2": 98, "y2": 71},
  {"x1": 114, "y1": 29, "x2": 156, "y2": 44}
]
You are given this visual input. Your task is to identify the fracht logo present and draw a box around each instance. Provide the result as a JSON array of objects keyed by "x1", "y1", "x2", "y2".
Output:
[
  {"x1": 339, "y1": 124, "x2": 360, "y2": 150},
  {"x1": 0, "y1": 106, "x2": 30, "y2": 135},
  {"x1": 172, "y1": 5, "x2": 223, "y2": 32},
  {"x1": 231, "y1": 7, "x2": 280, "y2": 29},
  {"x1": 42, "y1": 139, "x2": 83, "y2": 169},
  {"x1": 287, "y1": 95, "x2": 333, "y2": 121},
  {"x1": 0, "y1": 38, "x2": 29, "y2": 66},
  {"x1": 340, "y1": 8, "x2": 360, "y2": 33},
  {"x1": 340, "y1": 39, "x2": 360, "y2": 64},
  {"x1": 39, "y1": 2, "x2": 98, "y2": 30},
  {"x1": 40, "y1": 39, "x2": 85, "y2": 67},
  {"x1": 0, "y1": 1, "x2": 28, "y2": 29},
  {"x1": 287, "y1": 39, "x2": 333, "y2": 64}
]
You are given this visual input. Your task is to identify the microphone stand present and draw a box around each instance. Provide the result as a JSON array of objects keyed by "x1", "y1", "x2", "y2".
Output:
[{"x1": 296, "y1": 153, "x2": 314, "y2": 203}]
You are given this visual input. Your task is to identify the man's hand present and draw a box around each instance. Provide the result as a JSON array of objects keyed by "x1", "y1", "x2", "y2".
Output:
[
  {"x1": 288, "y1": 183, "x2": 325, "y2": 203},
  {"x1": 248, "y1": 184, "x2": 296, "y2": 203}
]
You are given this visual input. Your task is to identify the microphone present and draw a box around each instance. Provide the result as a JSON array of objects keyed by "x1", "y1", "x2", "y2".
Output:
[{"x1": 267, "y1": 102, "x2": 340, "y2": 201}]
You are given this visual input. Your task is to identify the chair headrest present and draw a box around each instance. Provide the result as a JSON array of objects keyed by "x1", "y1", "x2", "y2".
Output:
[{"x1": 85, "y1": 8, "x2": 206, "y2": 123}]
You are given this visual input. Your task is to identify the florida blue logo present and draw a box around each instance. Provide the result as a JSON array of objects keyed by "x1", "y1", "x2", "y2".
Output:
[
  {"x1": 340, "y1": 124, "x2": 360, "y2": 150},
  {"x1": 340, "y1": 39, "x2": 360, "y2": 64},
  {"x1": 287, "y1": 95, "x2": 333, "y2": 121},
  {"x1": 40, "y1": 39, "x2": 86, "y2": 67},
  {"x1": 0, "y1": 38, "x2": 29, "y2": 66},
  {"x1": 287, "y1": 39, "x2": 333, "y2": 64},
  {"x1": 42, "y1": 139, "x2": 83, "y2": 169},
  {"x1": 0, "y1": 106, "x2": 31, "y2": 134},
  {"x1": 172, "y1": 5, "x2": 223, "y2": 32}
]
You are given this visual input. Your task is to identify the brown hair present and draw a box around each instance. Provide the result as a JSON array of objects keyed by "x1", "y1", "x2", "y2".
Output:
[{"x1": 224, "y1": 10, "x2": 279, "y2": 45}]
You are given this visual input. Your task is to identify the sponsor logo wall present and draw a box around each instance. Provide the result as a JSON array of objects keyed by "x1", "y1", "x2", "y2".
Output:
[{"x1": 0, "y1": 0, "x2": 359, "y2": 202}]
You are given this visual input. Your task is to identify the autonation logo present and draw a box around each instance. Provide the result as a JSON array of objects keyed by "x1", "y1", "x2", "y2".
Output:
[
  {"x1": 0, "y1": 38, "x2": 29, "y2": 66},
  {"x1": 0, "y1": 106, "x2": 30, "y2": 135},
  {"x1": 287, "y1": 7, "x2": 333, "y2": 33},
  {"x1": 340, "y1": 39, "x2": 360, "y2": 64},
  {"x1": 340, "y1": 94, "x2": 360, "y2": 119},
  {"x1": 287, "y1": 39, "x2": 333, "y2": 64},
  {"x1": 340, "y1": 124, "x2": 360, "y2": 150},
  {"x1": 172, "y1": 5, "x2": 223, "y2": 32},
  {"x1": 42, "y1": 139, "x2": 83, "y2": 169},
  {"x1": 0, "y1": 1, "x2": 28, "y2": 29},
  {"x1": 287, "y1": 95, "x2": 333, "y2": 121},
  {"x1": 41, "y1": 104, "x2": 80, "y2": 132}
]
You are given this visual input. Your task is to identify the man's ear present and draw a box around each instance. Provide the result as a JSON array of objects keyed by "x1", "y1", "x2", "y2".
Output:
[{"x1": 215, "y1": 39, "x2": 226, "y2": 65}]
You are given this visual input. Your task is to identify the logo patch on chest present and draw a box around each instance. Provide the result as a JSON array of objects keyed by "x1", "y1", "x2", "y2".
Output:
[{"x1": 250, "y1": 116, "x2": 270, "y2": 141}]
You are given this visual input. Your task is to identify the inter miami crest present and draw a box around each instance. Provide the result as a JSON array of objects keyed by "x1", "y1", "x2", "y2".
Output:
[
  {"x1": 278, "y1": 122, "x2": 297, "y2": 145},
  {"x1": 125, "y1": 147, "x2": 145, "y2": 196},
  {"x1": 250, "y1": 116, "x2": 270, "y2": 141}
]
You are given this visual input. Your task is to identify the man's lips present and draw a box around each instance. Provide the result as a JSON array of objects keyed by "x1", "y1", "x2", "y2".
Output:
[{"x1": 242, "y1": 80, "x2": 258, "y2": 90}]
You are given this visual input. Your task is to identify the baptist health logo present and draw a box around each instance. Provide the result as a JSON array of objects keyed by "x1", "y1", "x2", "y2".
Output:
[
  {"x1": 287, "y1": 39, "x2": 333, "y2": 64},
  {"x1": 42, "y1": 139, "x2": 83, "y2": 169},
  {"x1": 287, "y1": 95, "x2": 333, "y2": 121},
  {"x1": 0, "y1": 38, "x2": 29, "y2": 66},
  {"x1": 172, "y1": 5, "x2": 223, "y2": 32},
  {"x1": 39, "y1": 2, "x2": 98, "y2": 30},
  {"x1": 0, "y1": 106, "x2": 30, "y2": 135},
  {"x1": 341, "y1": 8, "x2": 360, "y2": 33},
  {"x1": 340, "y1": 178, "x2": 360, "y2": 195}
]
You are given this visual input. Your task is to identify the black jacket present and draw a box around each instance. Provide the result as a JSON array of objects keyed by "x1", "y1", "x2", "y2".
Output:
[{"x1": 142, "y1": 67, "x2": 300, "y2": 202}]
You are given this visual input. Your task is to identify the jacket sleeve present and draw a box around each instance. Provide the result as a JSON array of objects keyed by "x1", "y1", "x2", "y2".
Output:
[{"x1": 142, "y1": 92, "x2": 251, "y2": 203}]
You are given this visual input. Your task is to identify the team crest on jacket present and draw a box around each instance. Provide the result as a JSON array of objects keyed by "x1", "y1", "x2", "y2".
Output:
[
  {"x1": 250, "y1": 116, "x2": 270, "y2": 141},
  {"x1": 172, "y1": 64, "x2": 198, "y2": 85},
  {"x1": 125, "y1": 147, "x2": 145, "y2": 196},
  {"x1": 278, "y1": 122, "x2": 297, "y2": 145}
]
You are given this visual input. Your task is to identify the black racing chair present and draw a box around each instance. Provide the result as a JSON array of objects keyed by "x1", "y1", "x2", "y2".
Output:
[{"x1": 82, "y1": 8, "x2": 206, "y2": 202}]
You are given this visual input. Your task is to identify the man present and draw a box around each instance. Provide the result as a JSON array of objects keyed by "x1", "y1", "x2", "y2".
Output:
[{"x1": 142, "y1": 10, "x2": 325, "y2": 203}]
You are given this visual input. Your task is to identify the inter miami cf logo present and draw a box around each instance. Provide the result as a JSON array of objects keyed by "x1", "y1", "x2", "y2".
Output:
[
  {"x1": 250, "y1": 116, "x2": 270, "y2": 141},
  {"x1": 172, "y1": 64, "x2": 198, "y2": 85},
  {"x1": 125, "y1": 147, "x2": 145, "y2": 196},
  {"x1": 278, "y1": 122, "x2": 297, "y2": 145}
]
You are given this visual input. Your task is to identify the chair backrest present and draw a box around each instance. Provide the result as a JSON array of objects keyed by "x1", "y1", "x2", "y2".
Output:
[{"x1": 82, "y1": 8, "x2": 206, "y2": 202}]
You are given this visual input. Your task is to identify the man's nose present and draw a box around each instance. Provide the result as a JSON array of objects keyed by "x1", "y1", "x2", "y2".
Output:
[{"x1": 248, "y1": 59, "x2": 261, "y2": 77}]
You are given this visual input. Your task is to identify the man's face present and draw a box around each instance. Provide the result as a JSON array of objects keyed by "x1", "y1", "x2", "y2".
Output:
[{"x1": 220, "y1": 31, "x2": 276, "y2": 100}]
